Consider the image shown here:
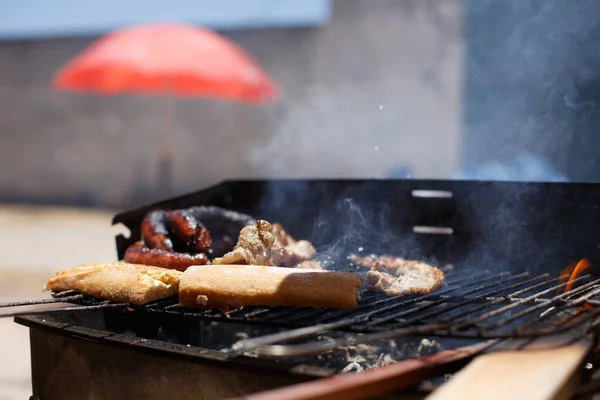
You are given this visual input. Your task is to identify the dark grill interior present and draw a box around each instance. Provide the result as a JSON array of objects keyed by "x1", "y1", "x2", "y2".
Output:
[{"x1": 111, "y1": 180, "x2": 600, "y2": 273}]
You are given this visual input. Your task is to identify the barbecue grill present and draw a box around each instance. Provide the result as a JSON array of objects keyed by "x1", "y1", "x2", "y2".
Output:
[{"x1": 9, "y1": 179, "x2": 600, "y2": 399}]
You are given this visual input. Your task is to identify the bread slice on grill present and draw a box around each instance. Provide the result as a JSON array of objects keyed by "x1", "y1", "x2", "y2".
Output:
[
  {"x1": 179, "y1": 264, "x2": 362, "y2": 311},
  {"x1": 44, "y1": 262, "x2": 183, "y2": 305}
]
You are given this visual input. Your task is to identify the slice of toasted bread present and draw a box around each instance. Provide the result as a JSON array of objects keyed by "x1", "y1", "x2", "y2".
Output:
[
  {"x1": 44, "y1": 262, "x2": 182, "y2": 305},
  {"x1": 179, "y1": 264, "x2": 362, "y2": 311}
]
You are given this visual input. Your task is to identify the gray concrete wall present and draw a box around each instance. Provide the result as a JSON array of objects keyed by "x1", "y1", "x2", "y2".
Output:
[{"x1": 0, "y1": 0, "x2": 463, "y2": 208}]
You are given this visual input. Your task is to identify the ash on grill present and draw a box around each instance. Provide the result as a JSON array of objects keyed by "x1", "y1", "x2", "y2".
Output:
[{"x1": 318, "y1": 337, "x2": 443, "y2": 372}]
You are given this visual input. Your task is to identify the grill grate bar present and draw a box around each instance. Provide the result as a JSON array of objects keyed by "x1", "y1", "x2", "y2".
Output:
[
  {"x1": 234, "y1": 304, "x2": 600, "y2": 357},
  {"x1": 22, "y1": 269, "x2": 600, "y2": 357},
  {"x1": 0, "y1": 294, "x2": 85, "y2": 308},
  {"x1": 300, "y1": 271, "x2": 510, "y2": 326},
  {"x1": 265, "y1": 270, "x2": 498, "y2": 323},
  {"x1": 513, "y1": 285, "x2": 600, "y2": 334},
  {"x1": 231, "y1": 273, "x2": 600, "y2": 355},
  {"x1": 433, "y1": 277, "x2": 559, "y2": 325},
  {"x1": 0, "y1": 302, "x2": 128, "y2": 318},
  {"x1": 452, "y1": 277, "x2": 600, "y2": 332},
  {"x1": 378, "y1": 273, "x2": 552, "y2": 328},
  {"x1": 362, "y1": 272, "x2": 536, "y2": 327},
  {"x1": 360, "y1": 275, "x2": 564, "y2": 334}
]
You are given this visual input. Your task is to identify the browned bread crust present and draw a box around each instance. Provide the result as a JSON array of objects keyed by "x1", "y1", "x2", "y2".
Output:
[
  {"x1": 179, "y1": 264, "x2": 362, "y2": 311},
  {"x1": 44, "y1": 262, "x2": 183, "y2": 305}
]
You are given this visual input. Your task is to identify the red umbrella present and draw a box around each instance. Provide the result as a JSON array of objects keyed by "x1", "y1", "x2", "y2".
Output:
[{"x1": 52, "y1": 22, "x2": 278, "y2": 195}]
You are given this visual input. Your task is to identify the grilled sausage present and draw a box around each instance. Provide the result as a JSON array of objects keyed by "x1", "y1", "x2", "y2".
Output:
[
  {"x1": 141, "y1": 210, "x2": 174, "y2": 250},
  {"x1": 124, "y1": 242, "x2": 210, "y2": 271},
  {"x1": 166, "y1": 209, "x2": 212, "y2": 252}
]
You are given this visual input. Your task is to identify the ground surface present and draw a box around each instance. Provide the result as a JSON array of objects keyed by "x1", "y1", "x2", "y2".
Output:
[{"x1": 0, "y1": 205, "x2": 118, "y2": 400}]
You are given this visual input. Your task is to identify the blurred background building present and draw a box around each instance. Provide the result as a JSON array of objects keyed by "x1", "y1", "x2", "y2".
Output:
[
  {"x1": 3, "y1": 0, "x2": 599, "y2": 210},
  {"x1": 0, "y1": 0, "x2": 463, "y2": 208}
]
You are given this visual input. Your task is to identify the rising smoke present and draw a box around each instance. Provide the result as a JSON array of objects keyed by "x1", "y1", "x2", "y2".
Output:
[
  {"x1": 464, "y1": 0, "x2": 600, "y2": 181},
  {"x1": 246, "y1": 1, "x2": 462, "y2": 181},
  {"x1": 246, "y1": 83, "x2": 422, "y2": 266},
  {"x1": 309, "y1": 196, "x2": 430, "y2": 268},
  {"x1": 248, "y1": 84, "x2": 413, "y2": 180},
  {"x1": 249, "y1": 1, "x2": 600, "y2": 271},
  {"x1": 456, "y1": 0, "x2": 600, "y2": 272}
]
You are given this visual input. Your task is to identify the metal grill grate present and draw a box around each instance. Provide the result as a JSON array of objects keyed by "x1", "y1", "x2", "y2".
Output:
[
  {"x1": 5, "y1": 267, "x2": 599, "y2": 357},
  {"x1": 3, "y1": 267, "x2": 600, "y2": 362},
  {"x1": 149, "y1": 269, "x2": 600, "y2": 355}
]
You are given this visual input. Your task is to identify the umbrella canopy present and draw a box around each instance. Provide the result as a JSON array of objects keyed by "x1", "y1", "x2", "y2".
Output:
[{"x1": 52, "y1": 22, "x2": 278, "y2": 103}]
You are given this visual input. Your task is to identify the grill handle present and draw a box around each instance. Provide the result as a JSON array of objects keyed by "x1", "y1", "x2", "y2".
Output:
[{"x1": 227, "y1": 341, "x2": 493, "y2": 400}]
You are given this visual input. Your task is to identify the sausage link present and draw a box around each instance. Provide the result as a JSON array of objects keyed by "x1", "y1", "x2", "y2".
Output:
[
  {"x1": 124, "y1": 242, "x2": 210, "y2": 271},
  {"x1": 167, "y1": 209, "x2": 212, "y2": 252},
  {"x1": 141, "y1": 210, "x2": 174, "y2": 251}
]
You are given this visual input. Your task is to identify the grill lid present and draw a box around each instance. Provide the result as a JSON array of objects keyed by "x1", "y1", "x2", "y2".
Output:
[{"x1": 112, "y1": 179, "x2": 600, "y2": 273}]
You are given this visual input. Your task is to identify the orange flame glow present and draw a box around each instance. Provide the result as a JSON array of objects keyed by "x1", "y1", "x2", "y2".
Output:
[{"x1": 560, "y1": 259, "x2": 593, "y2": 293}]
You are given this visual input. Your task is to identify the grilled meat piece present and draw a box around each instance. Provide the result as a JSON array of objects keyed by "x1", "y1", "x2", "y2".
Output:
[
  {"x1": 132, "y1": 206, "x2": 256, "y2": 270},
  {"x1": 365, "y1": 262, "x2": 445, "y2": 296},
  {"x1": 186, "y1": 206, "x2": 257, "y2": 238},
  {"x1": 141, "y1": 210, "x2": 174, "y2": 251},
  {"x1": 212, "y1": 220, "x2": 276, "y2": 265},
  {"x1": 271, "y1": 240, "x2": 318, "y2": 267},
  {"x1": 294, "y1": 260, "x2": 324, "y2": 270},
  {"x1": 124, "y1": 241, "x2": 210, "y2": 271},
  {"x1": 272, "y1": 222, "x2": 295, "y2": 247},
  {"x1": 141, "y1": 206, "x2": 255, "y2": 254},
  {"x1": 212, "y1": 219, "x2": 317, "y2": 267},
  {"x1": 166, "y1": 209, "x2": 212, "y2": 252},
  {"x1": 270, "y1": 222, "x2": 317, "y2": 267},
  {"x1": 350, "y1": 254, "x2": 442, "y2": 272},
  {"x1": 208, "y1": 236, "x2": 235, "y2": 258}
]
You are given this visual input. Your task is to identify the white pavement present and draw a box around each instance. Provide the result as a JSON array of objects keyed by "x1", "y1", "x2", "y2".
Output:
[{"x1": 0, "y1": 205, "x2": 119, "y2": 399}]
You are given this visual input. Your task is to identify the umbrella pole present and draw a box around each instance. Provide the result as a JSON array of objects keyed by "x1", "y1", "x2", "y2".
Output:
[{"x1": 157, "y1": 96, "x2": 174, "y2": 198}]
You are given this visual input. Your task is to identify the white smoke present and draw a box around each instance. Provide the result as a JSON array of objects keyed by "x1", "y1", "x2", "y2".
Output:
[
  {"x1": 248, "y1": 84, "x2": 396, "y2": 179},
  {"x1": 464, "y1": 0, "x2": 600, "y2": 180}
]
